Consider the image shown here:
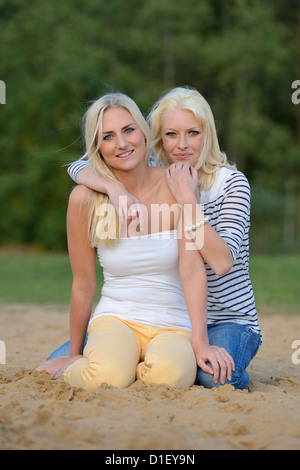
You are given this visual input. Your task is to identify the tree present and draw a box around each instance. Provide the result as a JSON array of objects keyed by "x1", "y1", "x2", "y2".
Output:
[{"x1": 0, "y1": 0, "x2": 298, "y2": 252}]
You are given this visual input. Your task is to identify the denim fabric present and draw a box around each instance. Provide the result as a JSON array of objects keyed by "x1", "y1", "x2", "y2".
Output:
[
  {"x1": 46, "y1": 334, "x2": 88, "y2": 360},
  {"x1": 195, "y1": 322, "x2": 260, "y2": 390}
]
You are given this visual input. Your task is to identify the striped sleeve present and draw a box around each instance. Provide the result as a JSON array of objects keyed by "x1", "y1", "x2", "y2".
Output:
[
  {"x1": 67, "y1": 159, "x2": 91, "y2": 182},
  {"x1": 215, "y1": 172, "x2": 251, "y2": 264},
  {"x1": 203, "y1": 168, "x2": 260, "y2": 337}
]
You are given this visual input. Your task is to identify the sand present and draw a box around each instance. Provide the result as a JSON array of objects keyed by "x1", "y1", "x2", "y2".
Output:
[{"x1": 0, "y1": 302, "x2": 299, "y2": 450}]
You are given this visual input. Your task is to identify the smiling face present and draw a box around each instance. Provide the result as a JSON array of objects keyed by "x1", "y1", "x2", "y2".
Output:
[
  {"x1": 161, "y1": 109, "x2": 204, "y2": 167},
  {"x1": 99, "y1": 107, "x2": 146, "y2": 173}
]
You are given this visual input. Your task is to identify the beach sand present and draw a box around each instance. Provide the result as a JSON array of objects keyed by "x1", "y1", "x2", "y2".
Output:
[{"x1": 0, "y1": 303, "x2": 299, "y2": 450}]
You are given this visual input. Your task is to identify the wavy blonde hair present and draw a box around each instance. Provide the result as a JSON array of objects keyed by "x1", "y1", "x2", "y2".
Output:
[
  {"x1": 148, "y1": 87, "x2": 235, "y2": 191},
  {"x1": 81, "y1": 93, "x2": 150, "y2": 247}
]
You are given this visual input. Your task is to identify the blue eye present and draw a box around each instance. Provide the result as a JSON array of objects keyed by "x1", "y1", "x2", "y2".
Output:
[
  {"x1": 189, "y1": 130, "x2": 200, "y2": 136},
  {"x1": 124, "y1": 127, "x2": 134, "y2": 134},
  {"x1": 165, "y1": 131, "x2": 177, "y2": 137}
]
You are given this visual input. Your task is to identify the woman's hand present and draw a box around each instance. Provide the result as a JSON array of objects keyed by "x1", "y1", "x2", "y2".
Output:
[
  {"x1": 107, "y1": 182, "x2": 144, "y2": 231},
  {"x1": 166, "y1": 163, "x2": 199, "y2": 206},
  {"x1": 36, "y1": 356, "x2": 71, "y2": 376},
  {"x1": 192, "y1": 341, "x2": 235, "y2": 385},
  {"x1": 36, "y1": 355, "x2": 83, "y2": 379}
]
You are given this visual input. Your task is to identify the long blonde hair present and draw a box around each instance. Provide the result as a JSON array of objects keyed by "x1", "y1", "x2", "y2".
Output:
[
  {"x1": 148, "y1": 87, "x2": 235, "y2": 191},
  {"x1": 81, "y1": 93, "x2": 151, "y2": 247}
]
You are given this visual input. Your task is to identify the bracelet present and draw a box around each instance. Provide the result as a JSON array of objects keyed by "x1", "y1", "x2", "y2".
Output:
[{"x1": 184, "y1": 216, "x2": 210, "y2": 232}]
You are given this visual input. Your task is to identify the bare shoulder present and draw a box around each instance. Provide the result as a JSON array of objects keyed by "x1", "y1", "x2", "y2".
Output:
[
  {"x1": 68, "y1": 185, "x2": 91, "y2": 207},
  {"x1": 67, "y1": 185, "x2": 92, "y2": 227}
]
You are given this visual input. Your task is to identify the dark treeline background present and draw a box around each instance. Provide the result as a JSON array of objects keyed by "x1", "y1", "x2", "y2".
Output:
[{"x1": 0, "y1": 0, "x2": 299, "y2": 253}]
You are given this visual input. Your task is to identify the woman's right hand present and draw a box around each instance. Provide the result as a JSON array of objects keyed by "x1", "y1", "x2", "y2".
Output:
[
  {"x1": 192, "y1": 341, "x2": 235, "y2": 385},
  {"x1": 107, "y1": 182, "x2": 144, "y2": 231},
  {"x1": 165, "y1": 162, "x2": 199, "y2": 206}
]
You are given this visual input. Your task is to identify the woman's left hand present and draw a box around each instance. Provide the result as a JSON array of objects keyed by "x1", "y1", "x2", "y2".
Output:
[
  {"x1": 36, "y1": 356, "x2": 71, "y2": 376},
  {"x1": 166, "y1": 163, "x2": 199, "y2": 206},
  {"x1": 36, "y1": 355, "x2": 83, "y2": 379},
  {"x1": 192, "y1": 341, "x2": 235, "y2": 385}
]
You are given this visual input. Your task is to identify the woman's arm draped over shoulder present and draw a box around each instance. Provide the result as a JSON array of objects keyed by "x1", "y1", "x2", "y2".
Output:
[
  {"x1": 67, "y1": 159, "x2": 142, "y2": 225},
  {"x1": 68, "y1": 159, "x2": 91, "y2": 183},
  {"x1": 67, "y1": 185, "x2": 97, "y2": 357}
]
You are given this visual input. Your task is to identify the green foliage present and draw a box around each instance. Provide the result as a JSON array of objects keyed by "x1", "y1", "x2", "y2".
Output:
[
  {"x1": 0, "y1": 252, "x2": 298, "y2": 315},
  {"x1": 0, "y1": 252, "x2": 103, "y2": 304},
  {"x1": 250, "y1": 254, "x2": 300, "y2": 314},
  {"x1": 0, "y1": 0, "x2": 299, "y2": 252}
]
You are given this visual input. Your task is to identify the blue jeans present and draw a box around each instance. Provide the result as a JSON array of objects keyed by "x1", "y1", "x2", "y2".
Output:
[
  {"x1": 46, "y1": 334, "x2": 88, "y2": 360},
  {"x1": 195, "y1": 322, "x2": 261, "y2": 390}
]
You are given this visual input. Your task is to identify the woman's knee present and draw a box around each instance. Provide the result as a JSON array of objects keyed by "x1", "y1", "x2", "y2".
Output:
[
  {"x1": 195, "y1": 365, "x2": 250, "y2": 390},
  {"x1": 138, "y1": 333, "x2": 196, "y2": 387},
  {"x1": 64, "y1": 355, "x2": 136, "y2": 390},
  {"x1": 87, "y1": 357, "x2": 136, "y2": 389},
  {"x1": 73, "y1": 316, "x2": 141, "y2": 390}
]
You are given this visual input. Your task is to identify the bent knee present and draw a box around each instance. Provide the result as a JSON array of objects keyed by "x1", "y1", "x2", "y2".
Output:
[
  {"x1": 196, "y1": 367, "x2": 250, "y2": 390},
  {"x1": 141, "y1": 365, "x2": 196, "y2": 388},
  {"x1": 64, "y1": 357, "x2": 135, "y2": 390},
  {"x1": 87, "y1": 358, "x2": 137, "y2": 389},
  {"x1": 138, "y1": 343, "x2": 196, "y2": 387}
]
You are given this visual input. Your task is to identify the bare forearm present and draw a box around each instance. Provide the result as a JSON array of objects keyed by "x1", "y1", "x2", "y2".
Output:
[
  {"x1": 75, "y1": 166, "x2": 115, "y2": 194},
  {"x1": 180, "y1": 266, "x2": 208, "y2": 345},
  {"x1": 183, "y1": 197, "x2": 233, "y2": 275},
  {"x1": 180, "y1": 263, "x2": 235, "y2": 383},
  {"x1": 166, "y1": 164, "x2": 233, "y2": 275},
  {"x1": 69, "y1": 285, "x2": 95, "y2": 356},
  {"x1": 178, "y1": 213, "x2": 208, "y2": 344},
  {"x1": 71, "y1": 166, "x2": 142, "y2": 224}
]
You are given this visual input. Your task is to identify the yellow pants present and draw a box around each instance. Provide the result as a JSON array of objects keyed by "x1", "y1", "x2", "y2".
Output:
[{"x1": 63, "y1": 315, "x2": 197, "y2": 390}]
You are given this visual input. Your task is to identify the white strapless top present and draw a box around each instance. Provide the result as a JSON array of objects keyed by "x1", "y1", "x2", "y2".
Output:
[{"x1": 91, "y1": 230, "x2": 191, "y2": 332}]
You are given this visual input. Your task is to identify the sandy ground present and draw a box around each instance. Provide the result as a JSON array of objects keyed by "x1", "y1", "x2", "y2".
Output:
[{"x1": 0, "y1": 302, "x2": 299, "y2": 450}]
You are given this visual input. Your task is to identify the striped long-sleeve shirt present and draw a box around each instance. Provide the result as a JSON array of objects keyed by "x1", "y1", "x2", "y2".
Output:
[
  {"x1": 67, "y1": 160, "x2": 260, "y2": 337},
  {"x1": 200, "y1": 167, "x2": 260, "y2": 336},
  {"x1": 67, "y1": 159, "x2": 91, "y2": 180}
]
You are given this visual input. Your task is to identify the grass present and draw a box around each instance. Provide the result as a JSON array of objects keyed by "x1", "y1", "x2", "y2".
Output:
[
  {"x1": 0, "y1": 251, "x2": 103, "y2": 305},
  {"x1": 0, "y1": 251, "x2": 299, "y2": 315},
  {"x1": 250, "y1": 254, "x2": 300, "y2": 315}
]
